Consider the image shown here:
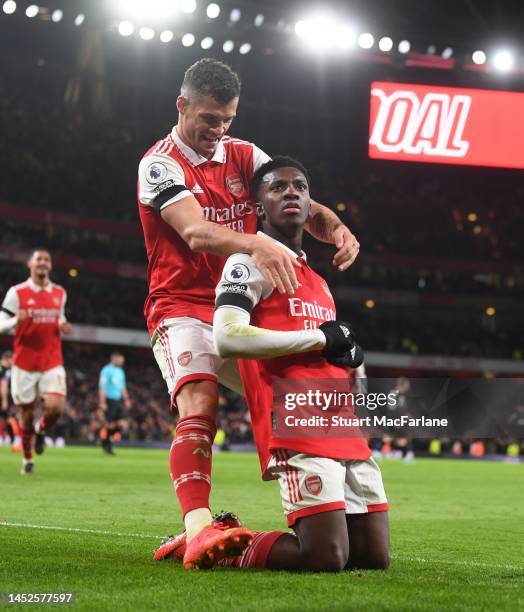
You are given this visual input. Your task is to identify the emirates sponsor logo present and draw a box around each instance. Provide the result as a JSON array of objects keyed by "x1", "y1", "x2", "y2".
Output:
[
  {"x1": 289, "y1": 298, "x2": 336, "y2": 322},
  {"x1": 203, "y1": 201, "x2": 255, "y2": 223},
  {"x1": 370, "y1": 87, "x2": 471, "y2": 157}
]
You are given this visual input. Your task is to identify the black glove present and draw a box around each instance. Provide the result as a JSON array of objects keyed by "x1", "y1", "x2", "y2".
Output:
[
  {"x1": 327, "y1": 344, "x2": 365, "y2": 368},
  {"x1": 319, "y1": 320, "x2": 356, "y2": 357}
]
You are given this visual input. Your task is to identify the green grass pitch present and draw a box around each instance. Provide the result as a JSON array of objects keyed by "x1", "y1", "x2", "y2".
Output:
[{"x1": 1, "y1": 447, "x2": 523, "y2": 611}]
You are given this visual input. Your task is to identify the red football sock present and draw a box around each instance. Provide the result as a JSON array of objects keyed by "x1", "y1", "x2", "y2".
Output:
[
  {"x1": 21, "y1": 426, "x2": 34, "y2": 461},
  {"x1": 169, "y1": 414, "x2": 216, "y2": 517},
  {"x1": 236, "y1": 531, "x2": 286, "y2": 568}
]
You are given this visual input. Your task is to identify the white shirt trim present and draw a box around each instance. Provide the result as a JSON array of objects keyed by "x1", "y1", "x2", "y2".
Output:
[{"x1": 171, "y1": 125, "x2": 226, "y2": 166}]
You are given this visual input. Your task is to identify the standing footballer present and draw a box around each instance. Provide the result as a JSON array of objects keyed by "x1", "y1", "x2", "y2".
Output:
[
  {"x1": 139, "y1": 58, "x2": 360, "y2": 569},
  {"x1": 0, "y1": 249, "x2": 72, "y2": 475}
]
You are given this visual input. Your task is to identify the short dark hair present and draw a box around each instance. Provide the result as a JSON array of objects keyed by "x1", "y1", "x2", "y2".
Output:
[
  {"x1": 181, "y1": 58, "x2": 241, "y2": 105},
  {"x1": 111, "y1": 351, "x2": 124, "y2": 359},
  {"x1": 29, "y1": 247, "x2": 51, "y2": 259},
  {"x1": 250, "y1": 156, "x2": 311, "y2": 201},
  {"x1": 1, "y1": 350, "x2": 12, "y2": 360}
]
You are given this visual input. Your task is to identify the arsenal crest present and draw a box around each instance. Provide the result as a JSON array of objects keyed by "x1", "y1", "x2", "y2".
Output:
[
  {"x1": 226, "y1": 175, "x2": 246, "y2": 198},
  {"x1": 305, "y1": 475, "x2": 323, "y2": 496},
  {"x1": 320, "y1": 280, "x2": 333, "y2": 300},
  {"x1": 177, "y1": 351, "x2": 192, "y2": 367}
]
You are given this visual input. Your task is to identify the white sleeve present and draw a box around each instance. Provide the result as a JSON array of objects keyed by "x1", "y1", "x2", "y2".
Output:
[
  {"x1": 138, "y1": 152, "x2": 192, "y2": 211},
  {"x1": 215, "y1": 252, "x2": 272, "y2": 313},
  {"x1": 0, "y1": 287, "x2": 19, "y2": 334},
  {"x1": 252, "y1": 144, "x2": 271, "y2": 173},
  {"x1": 214, "y1": 253, "x2": 326, "y2": 359},
  {"x1": 59, "y1": 290, "x2": 67, "y2": 324}
]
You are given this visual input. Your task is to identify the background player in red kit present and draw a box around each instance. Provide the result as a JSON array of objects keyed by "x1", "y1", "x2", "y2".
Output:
[
  {"x1": 210, "y1": 157, "x2": 389, "y2": 571},
  {"x1": 138, "y1": 59, "x2": 360, "y2": 569},
  {"x1": 0, "y1": 249, "x2": 72, "y2": 474}
]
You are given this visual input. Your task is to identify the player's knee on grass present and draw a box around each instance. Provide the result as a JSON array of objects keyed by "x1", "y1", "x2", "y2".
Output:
[
  {"x1": 295, "y1": 511, "x2": 349, "y2": 572},
  {"x1": 346, "y1": 512, "x2": 390, "y2": 570},
  {"x1": 349, "y1": 545, "x2": 390, "y2": 570},
  {"x1": 301, "y1": 538, "x2": 348, "y2": 572},
  {"x1": 175, "y1": 380, "x2": 218, "y2": 418}
]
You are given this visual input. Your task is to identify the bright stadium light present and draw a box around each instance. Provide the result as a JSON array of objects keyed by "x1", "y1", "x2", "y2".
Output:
[
  {"x1": 139, "y1": 27, "x2": 154, "y2": 40},
  {"x1": 294, "y1": 20, "x2": 310, "y2": 38},
  {"x1": 181, "y1": 0, "x2": 196, "y2": 14},
  {"x1": 118, "y1": 20, "x2": 134, "y2": 36},
  {"x1": 295, "y1": 14, "x2": 357, "y2": 52},
  {"x1": 254, "y1": 13, "x2": 264, "y2": 27},
  {"x1": 223, "y1": 39, "x2": 234, "y2": 53},
  {"x1": 493, "y1": 50, "x2": 514, "y2": 72},
  {"x1": 201, "y1": 36, "x2": 213, "y2": 49},
  {"x1": 442, "y1": 46, "x2": 453, "y2": 59},
  {"x1": 378, "y1": 36, "x2": 393, "y2": 52},
  {"x1": 160, "y1": 29, "x2": 173, "y2": 42},
  {"x1": 358, "y1": 32, "x2": 374, "y2": 49},
  {"x1": 74, "y1": 13, "x2": 85, "y2": 26},
  {"x1": 51, "y1": 9, "x2": 63, "y2": 22},
  {"x1": 472, "y1": 50, "x2": 486, "y2": 65},
  {"x1": 26, "y1": 4, "x2": 38, "y2": 17},
  {"x1": 334, "y1": 26, "x2": 356, "y2": 50},
  {"x1": 206, "y1": 3, "x2": 220, "y2": 18},
  {"x1": 229, "y1": 8, "x2": 240, "y2": 22},
  {"x1": 239, "y1": 42, "x2": 251, "y2": 55},
  {"x1": 182, "y1": 32, "x2": 195, "y2": 46},
  {"x1": 3, "y1": 1, "x2": 16, "y2": 14},
  {"x1": 398, "y1": 39, "x2": 411, "y2": 54}
]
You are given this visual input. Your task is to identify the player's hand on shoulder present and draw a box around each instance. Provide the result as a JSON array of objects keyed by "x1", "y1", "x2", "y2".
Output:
[
  {"x1": 332, "y1": 225, "x2": 360, "y2": 271},
  {"x1": 250, "y1": 235, "x2": 300, "y2": 295},
  {"x1": 60, "y1": 321, "x2": 72, "y2": 335}
]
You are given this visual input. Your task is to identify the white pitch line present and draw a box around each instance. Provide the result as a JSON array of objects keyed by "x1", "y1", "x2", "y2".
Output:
[
  {"x1": 1, "y1": 522, "x2": 522, "y2": 572},
  {"x1": 393, "y1": 554, "x2": 523, "y2": 572},
  {"x1": 0, "y1": 521, "x2": 163, "y2": 540}
]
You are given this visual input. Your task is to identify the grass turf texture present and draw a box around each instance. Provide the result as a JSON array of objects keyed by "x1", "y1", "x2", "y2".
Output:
[{"x1": 0, "y1": 448, "x2": 522, "y2": 612}]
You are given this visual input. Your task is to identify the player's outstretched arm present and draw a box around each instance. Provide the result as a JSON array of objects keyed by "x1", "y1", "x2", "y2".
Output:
[
  {"x1": 213, "y1": 305, "x2": 326, "y2": 359},
  {"x1": 306, "y1": 200, "x2": 360, "y2": 271},
  {"x1": 161, "y1": 197, "x2": 300, "y2": 294}
]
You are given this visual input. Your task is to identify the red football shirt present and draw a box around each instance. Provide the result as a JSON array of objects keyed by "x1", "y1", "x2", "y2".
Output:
[
  {"x1": 1, "y1": 279, "x2": 66, "y2": 372},
  {"x1": 137, "y1": 127, "x2": 270, "y2": 334},
  {"x1": 216, "y1": 236, "x2": 371, "y2": 478}
]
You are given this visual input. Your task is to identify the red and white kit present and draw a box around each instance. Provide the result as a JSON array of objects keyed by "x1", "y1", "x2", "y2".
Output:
[
  {"x1": 0, "y1": 279, "x2": 67, "y2": 404},
  {"x1": 215, "y1": 234, "x2": 388, "y2": 525},
  {"x1": 138, "y1": 126, "x2": 269, "y2": 400}
]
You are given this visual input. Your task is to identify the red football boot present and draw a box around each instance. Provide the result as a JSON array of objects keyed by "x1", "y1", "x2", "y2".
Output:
[
  {"x1": 183, "y1": 524, "x2": 253, "y2": 570},
  {"x1": 153, "y1": 532, "x2": 187, "y2": 561},
  {"x1": 153, "y1": 511, "x2": 244, "y2": 562}
]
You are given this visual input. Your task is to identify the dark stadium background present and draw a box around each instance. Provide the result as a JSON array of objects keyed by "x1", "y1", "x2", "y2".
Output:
[{"x1": 1, "y1": 0, "x2": 523, "y2": 452}]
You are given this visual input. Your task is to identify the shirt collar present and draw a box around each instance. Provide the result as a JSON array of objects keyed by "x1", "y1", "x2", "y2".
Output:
[
  {"x1": 171, "y1": 125, "x2": 226, "y2": 166},
  {"x1": 27, "y1": 278, "x2": 52, "y2": 292},
  {"x1": 256, "y1": 231, "x2": 307, "y2": 262}
]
